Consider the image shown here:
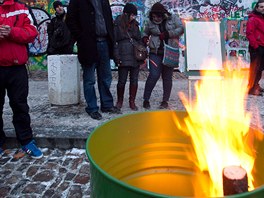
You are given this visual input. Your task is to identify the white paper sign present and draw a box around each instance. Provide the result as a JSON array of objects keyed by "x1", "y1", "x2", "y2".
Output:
[{"x1": 185, "y1": 21, "x2": 223, "y2": 71}]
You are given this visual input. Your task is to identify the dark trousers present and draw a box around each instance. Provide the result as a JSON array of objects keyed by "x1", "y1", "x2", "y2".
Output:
[
  {"x1": 117, "y1": 66, "x2": 140, "y2": 88},
  {"x1": 248, "y1": 46, "x2": 264, "y2": 91},
  {"x1": 0, "y1": 65, "x2": 33, "y2": 147}
]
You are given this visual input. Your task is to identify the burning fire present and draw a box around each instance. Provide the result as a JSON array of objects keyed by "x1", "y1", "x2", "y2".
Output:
[{"x1": 177, "y1": 60, "x2": 261, "y2": 197}]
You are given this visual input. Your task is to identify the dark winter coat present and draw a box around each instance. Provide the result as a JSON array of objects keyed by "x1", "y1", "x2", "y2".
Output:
[
  {"x1": 113, "y1": 15, "x2": 142, "y2": 67},
  {"x1": 47, "y1": 12, "x2": 74, "y2": 55},
  {"x1": 65, "y1": 0, "x2": 114, "y2": 66}
]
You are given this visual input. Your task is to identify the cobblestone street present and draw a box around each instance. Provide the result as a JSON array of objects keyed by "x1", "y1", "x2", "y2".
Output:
[{"x1": 0, "y1": 148, "x2": 90, "y2": 197}]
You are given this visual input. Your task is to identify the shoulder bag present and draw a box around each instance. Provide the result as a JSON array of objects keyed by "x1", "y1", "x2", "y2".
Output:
[
  {"x1": 162, "y1": 41, "x2": 180, "y2": 68},
  {"x1": 127, "y1": 32, "x2": 148, "y2": 62}
]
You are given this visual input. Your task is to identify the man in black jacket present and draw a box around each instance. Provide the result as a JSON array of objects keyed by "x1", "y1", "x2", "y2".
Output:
[
  {"x1": 47, "y1": 1, "x2": 74, "y2": 55},
  {"x1": 66, "y1": 0, "x2": 120, "y2": 120}
]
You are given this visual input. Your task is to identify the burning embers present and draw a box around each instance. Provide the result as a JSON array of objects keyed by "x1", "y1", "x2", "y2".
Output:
[{"x1": 176, "y1": 63, "x2": 262, "y2": 197}]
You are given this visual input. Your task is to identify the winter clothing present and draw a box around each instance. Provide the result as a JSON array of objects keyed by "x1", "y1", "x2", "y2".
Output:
[
  {"x1": 142, "y1": 14, "x2": 184, "y2": 55},
  {"x1": 113, "y1": 7, "x2": 141, "y2": 111},
  {"x1": 47, "y1": 11, "x2": 74, "y2": 55},
  {"x1": 246, "y1": 8, "x2": 264, "y2": 95},
  {"x1": 123, "y1": 3, "x2": 137, "y2": 15},
  {"x1": 66, "y1": 0, "x2": 114, "y2": 66},
  {"x1": 0, "y1": 0, "x2": 38, "y2": 66},
  {"x1": 113, "y1": 15, "x2": 141, "y2": 67},
  {"x1": 0, "y1": 0, "x2": 41, "y2": 156},
  {"x1": 66, "y1": 0, "x2": 118, "y2": 119},
  {"x1": 53, "y1": 1, "x2": 63, "y2": 9},
  {"x1": 142, "y1": 3, "x2": 184, "y2": 107},
  {"x1": 246, "y1": 12, "x2": 264, "y2": 49},
  {"x1": 150, "y1": 2, "x2": 168, "y2": 14}
]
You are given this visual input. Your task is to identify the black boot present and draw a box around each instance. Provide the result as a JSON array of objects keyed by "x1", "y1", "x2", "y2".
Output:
[
  {"x1": 129, "y1": 85, "x2": 138, "y2": 111},
  {"x1": 116, "y1": 85, "x2": 125, "y2": 110}
]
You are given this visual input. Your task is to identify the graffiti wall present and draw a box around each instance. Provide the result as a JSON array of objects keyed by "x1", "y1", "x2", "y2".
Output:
[{"x1": 26, "y1": 0, "x2": 257, "y2": 70}]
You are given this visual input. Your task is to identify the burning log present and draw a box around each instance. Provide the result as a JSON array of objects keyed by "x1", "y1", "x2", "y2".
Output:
[{"x1": 223, "y1": 165, "x2": 248, "y2": 196}]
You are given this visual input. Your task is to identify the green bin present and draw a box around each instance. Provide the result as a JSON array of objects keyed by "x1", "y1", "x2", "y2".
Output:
[{"x1": 86, "y1": 111, "x2": 264, "y2": 197}]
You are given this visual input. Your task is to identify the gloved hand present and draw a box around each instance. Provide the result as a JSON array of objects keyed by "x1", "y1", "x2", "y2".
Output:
[
  {"x1": 159, "y1": 31, "x2": 169, "y2": 41},
  {"x1": 142, "y1": 36, "x2": 149, "y2": 45}
]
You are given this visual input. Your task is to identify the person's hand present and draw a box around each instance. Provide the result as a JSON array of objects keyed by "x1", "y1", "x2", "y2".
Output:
[
  {"x1": 159, "y1": 31, "x2": 169, "y2": 40},
  {"x1": 0, "y1": 25, "x2": 11, "y2": 39},
  {"x1": 142, "y1": 36, "x2": 149, "y2": 45},
  {"x1": 114, "y1": 59, "x2": 122, "y2": 67}
]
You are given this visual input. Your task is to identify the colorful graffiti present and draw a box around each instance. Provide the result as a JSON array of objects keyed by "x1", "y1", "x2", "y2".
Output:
[{"x1": 26, "y1": 0, "x2": 258, "y2": 70}]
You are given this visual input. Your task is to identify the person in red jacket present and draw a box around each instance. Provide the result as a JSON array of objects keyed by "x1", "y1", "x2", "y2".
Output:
[
  {"x1": 0, "y1": 0, "x2": 43, "y2": 158},
  {"x1": 246, "y1": 0, "x2": 264, "y2": 96}
]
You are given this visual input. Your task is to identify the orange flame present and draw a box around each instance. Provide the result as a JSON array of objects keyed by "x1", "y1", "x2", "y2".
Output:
[{"x1": 178, "y1": 60, "x2": 260, "y2": 197}]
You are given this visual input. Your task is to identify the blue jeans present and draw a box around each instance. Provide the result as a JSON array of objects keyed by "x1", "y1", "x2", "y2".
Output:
[
  {"x1": 143, "y1": 53, "x2": 174, "y2": 102},
  {"x1": 82, "y1": 40, "x2": 114, "y2": 113}
]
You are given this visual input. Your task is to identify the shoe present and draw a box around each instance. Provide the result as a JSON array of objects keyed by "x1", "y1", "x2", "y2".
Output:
[
  {"x1": 21, "y1": 140, "x2": 43, "y2": 159},
  {"x1": 88, "y1": 111, "x2": 102, "y2": 120},
  {"x1": 143, "y1": 100, "x2": 150, "y2": 109},
  {"x1": 13, "y1": 148, "x2": 26, "y2": 160},
  {"x1": 101, "y1": 107, "x2": 121, "y2": 114},
  {"x1": 248, "y1": 89, "x2": 263, "y2": 96},
  {"x1": 159, "y1": 101, "x2": 169, "y2": 109}
]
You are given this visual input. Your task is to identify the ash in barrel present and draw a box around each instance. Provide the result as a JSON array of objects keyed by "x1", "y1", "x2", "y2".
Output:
[{"x1": 223, "y1": 165, "x2": 248, "y2": 195}]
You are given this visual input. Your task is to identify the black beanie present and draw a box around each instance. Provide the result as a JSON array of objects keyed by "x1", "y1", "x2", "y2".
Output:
[
  {"x1": 150, "y1": 2, "x2": 167, "y2": 14},
  {"x1": 123, "y1": 3, "x2": 137, "y2": 15},
  {"x1": 53, "y1": 1, "x2": 63, "y2": 9}
]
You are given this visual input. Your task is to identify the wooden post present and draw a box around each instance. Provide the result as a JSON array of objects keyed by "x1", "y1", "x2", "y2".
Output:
[{"x1": 223, "y1": 165, "x2": 248, "y2": 196}]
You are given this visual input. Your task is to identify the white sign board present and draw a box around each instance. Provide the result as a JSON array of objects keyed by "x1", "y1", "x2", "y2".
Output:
[{"x1": 185, "y1": 21, "x2": 223, "y2": 71}]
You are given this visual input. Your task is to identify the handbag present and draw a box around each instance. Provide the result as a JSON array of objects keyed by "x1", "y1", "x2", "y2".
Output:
[
  {"x1": 162, "y1": 42, "x2": 180, "y2": 68},
  {"x1": 127, "y1": 32, "x2": 148, "y2": 61}
]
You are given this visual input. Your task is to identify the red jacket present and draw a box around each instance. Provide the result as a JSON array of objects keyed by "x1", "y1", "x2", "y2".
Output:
[
  {"x1": 0, "y1": 0, "x2": 38, "y2": 66},
  {"x1": 246, "y1": 12, "x2": 264, "y2": 49}
]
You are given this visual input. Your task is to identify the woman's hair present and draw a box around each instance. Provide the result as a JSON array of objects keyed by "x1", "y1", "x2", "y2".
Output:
[{"x1": 119, "y1": 13, "x2": 137, "y2": 33}]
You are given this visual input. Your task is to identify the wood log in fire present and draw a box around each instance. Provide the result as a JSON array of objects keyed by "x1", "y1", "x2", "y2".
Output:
[{"x1": 223, "y1": 165, "x2": 248, "y2": 196}]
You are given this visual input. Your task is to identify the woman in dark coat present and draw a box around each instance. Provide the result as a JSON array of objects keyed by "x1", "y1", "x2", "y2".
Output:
[{"x1": 113, "y1": 3, "x2": 142, "y2": 111}]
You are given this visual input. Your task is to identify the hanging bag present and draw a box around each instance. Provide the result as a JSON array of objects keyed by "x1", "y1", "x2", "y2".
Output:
[
  {"x1": 127, "y1": 32, "x2": 148, "y2": 62},
  {"x1": 162, "y1": 41, "x2": 180, "y2": 68}
]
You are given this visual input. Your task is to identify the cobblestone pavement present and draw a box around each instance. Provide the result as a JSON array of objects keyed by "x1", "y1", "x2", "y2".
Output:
[{"x1": 0, "y1": 148, "x2": 90, "y2": 198}]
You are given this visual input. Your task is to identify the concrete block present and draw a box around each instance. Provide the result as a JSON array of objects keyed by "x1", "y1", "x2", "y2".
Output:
[{"x1": 47, "y1": 55, "x2": 80, "y2": 105}]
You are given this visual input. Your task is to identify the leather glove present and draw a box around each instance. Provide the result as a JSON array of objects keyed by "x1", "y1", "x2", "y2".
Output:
[
  {"x1": 142, "y1": 36, "x2": 149, "y2": 45},
  {"x1": 159, "y1": 31, "x2": 169, "y2": 41}
]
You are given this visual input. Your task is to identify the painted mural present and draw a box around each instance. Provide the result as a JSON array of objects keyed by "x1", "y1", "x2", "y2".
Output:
[{"x1": 26, "y1": 0, "x2": 257, "y2": 70}]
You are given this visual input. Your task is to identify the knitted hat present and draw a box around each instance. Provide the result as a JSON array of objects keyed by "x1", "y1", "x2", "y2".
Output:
[
  {"x1": 150, "y1": 2, "x2": 168, "y2": 14},
  {"x1": 123, "y1": 3, "x2": 137, "y2": 15},
  {"x1": 53, "y1": 1, "x2": 63, "y2": 9}
]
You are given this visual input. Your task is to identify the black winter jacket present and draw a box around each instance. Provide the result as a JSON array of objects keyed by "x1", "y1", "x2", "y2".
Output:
[
  {"x1": 113, "y1": 15, "x2": 142, "y2": 67},
  {"x1": 66, "y1": 0, "x2": 114, "y2": 66},
  {"x1": 47, "y1": 12, "x2": 73, "y2": 55}
]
